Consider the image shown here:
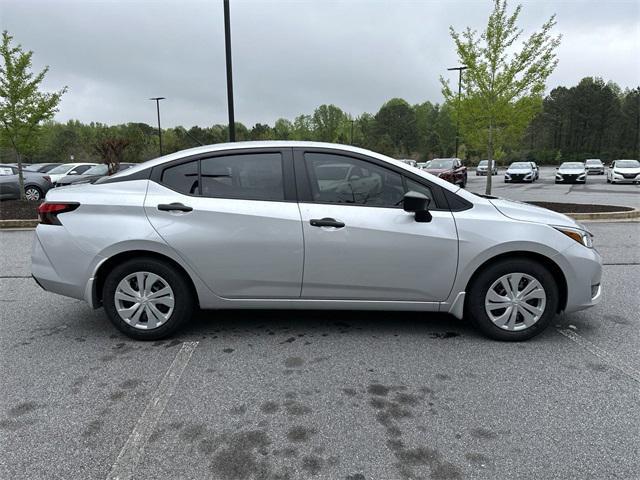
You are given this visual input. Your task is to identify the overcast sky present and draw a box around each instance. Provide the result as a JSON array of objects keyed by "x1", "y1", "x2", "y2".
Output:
[{"x1": 2, "y1": 0, "x2": 639, "y2": 128}]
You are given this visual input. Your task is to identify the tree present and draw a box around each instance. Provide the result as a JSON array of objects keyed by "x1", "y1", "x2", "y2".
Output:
[
  {"x1": 312, "y1": 104, "x2": 346, "y2": 142},
  {"x1": 94, "y1": 138, "x2": 130, "y2": 174},
  {"x1": 374, "y1": 98, "x2": 417, "y2": 155},
  {"x1": 441, "y1": 0, "x2": 560, "y2": 194},
  {"x1": 0, "y1": 31, "x2": 67, "y2": 199}
]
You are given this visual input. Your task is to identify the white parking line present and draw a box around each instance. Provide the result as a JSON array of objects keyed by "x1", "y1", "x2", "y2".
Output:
[
  {"x1": 557, "y1": 328, "x2": 640, "y2": 383},
  {"x1": 106, "y1": 341, "x2": 199, "y2": 480}
]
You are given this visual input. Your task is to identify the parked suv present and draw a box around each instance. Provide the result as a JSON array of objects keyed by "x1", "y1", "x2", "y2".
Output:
[
  {"x1": 475, "y1": 160, "x2": 498, "y2": 176},
  {"x1": 32, "y1": 142, "x2": 601, "y2": 342},
  {"x1": 423, "y1": 158, "x2": 467, "y2": 187},
  {"x1": 584, "y1": 159, "x2": 604, "y2": 175}
]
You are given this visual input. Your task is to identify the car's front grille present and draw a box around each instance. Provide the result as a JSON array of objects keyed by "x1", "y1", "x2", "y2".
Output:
[
  {"x1": 510, "y1": 174, "x2": 525, "y2": 180},
  {"x1": 622, "y1": 173, "x2": 637, "y2": 179},
  {"x1": 561, "y1": 174, "x2": 578, "y2": 181}
]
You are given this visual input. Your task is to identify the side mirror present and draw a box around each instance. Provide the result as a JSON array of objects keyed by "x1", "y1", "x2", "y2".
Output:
[{"x1": 403, "y1": 191, "x2": 432, "y2": 223}]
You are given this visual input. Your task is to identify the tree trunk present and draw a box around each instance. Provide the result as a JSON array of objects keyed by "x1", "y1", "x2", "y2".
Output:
[
  {"x1": 485, "y1": 122, "x2": 494, "y2": 195},
  {"x1": 16, "y1": 150, "x2": 26, "y2": 201}
]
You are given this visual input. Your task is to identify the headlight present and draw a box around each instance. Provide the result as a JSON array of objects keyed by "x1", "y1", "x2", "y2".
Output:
[{"x1": 554, "y1": 226, "x2": 593, "y2": 248}]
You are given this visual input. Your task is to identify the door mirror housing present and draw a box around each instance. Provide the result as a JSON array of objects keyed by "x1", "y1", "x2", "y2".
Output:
[{"x1": 403, "y1": 191, "x2": 432, "y2": 223}]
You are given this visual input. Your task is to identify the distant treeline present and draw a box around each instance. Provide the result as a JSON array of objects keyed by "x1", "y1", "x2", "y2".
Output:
[{"x1": 2, "y1": 77, "x2": 637, "y2": 166}]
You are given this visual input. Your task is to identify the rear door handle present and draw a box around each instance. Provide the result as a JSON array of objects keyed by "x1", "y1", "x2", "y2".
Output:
[
  {"x1": 158, "y1": 202, "x2": 193, "y2": 212},
  {"x1": 310, "y1": 217, "x2": 345, "y2": 228}
]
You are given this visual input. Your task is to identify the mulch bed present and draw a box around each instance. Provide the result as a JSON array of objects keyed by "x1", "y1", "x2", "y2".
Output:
[
  {"x1": 527, "y1": 201, "x2": 634, "y2": 213},
  {"x1": 0, "y1": 200, "x2": 41, "y2": 220}
]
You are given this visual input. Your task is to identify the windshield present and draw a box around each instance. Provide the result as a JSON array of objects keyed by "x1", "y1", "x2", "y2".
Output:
[
  {"x1": 560, "y1": 162, "x2": 584, "y2": 169},
  {"x1": 48, "y1": 164, "x2": 75, "y2": 174},
  {"x1": 478, "y1": 160, "x2": 488, "y2": 166},
  {"x1": 509, "y1": 162, "x2": 531, "y2": 169},
  {"x1": 585, "y1": 159, "x2": 601, "y2": 165},
  {"x1": 615, "y1": 160, "x2": 640, "y2": 168},
  {"x1": 427, "y1": 159, "x2": 454, "y2": 169},
  {"x1": 83, "y1": 164, "x2": 109, "y2": 175}
]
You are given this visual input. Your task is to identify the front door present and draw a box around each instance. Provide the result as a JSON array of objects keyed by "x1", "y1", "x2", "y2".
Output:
[{"x1": 297, "y1": 150, "x2": 458, "y2": 301}]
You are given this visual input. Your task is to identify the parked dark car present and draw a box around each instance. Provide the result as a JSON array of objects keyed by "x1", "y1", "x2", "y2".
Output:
[
  {"x1": 54, "y1": 163, "x2": 136, "y2": 187},
  {"x1": 25, "y1": 163, "x2": 63, "y2": 173},
  {"x1": 0, "y1": 170, "x2": 53, "y2": 201},
  {"x1": 423, "y1": 158, "x2": 467, "y2": 187}
]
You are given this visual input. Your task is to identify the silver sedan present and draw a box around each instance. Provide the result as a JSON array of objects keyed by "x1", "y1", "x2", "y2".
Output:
[{"x1": 32, "y1": 142, "x2": 602, "y2": 341}]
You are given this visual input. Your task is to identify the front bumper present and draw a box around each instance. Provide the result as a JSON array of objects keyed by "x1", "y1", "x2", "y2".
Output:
[
  {"x1": 610, "y1": 173, "x2": 640, "y2": 183},
  {"x1": 556, "y1": 174, "x2": 586, "y2": 183},
  {"x1": 505, "y1": 173, "x2": 533, "y2": 182},
  {"x1": 554, "y1": 243, "x2": 603, "y2": 313}
]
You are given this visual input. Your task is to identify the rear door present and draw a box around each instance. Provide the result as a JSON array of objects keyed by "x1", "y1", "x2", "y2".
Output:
[
  {"x1": 144, "y1": 148, "x2": 304, "y2": 299},
  {"x1": 295, "y1": 148, "x2": 458, "y2": 302}
]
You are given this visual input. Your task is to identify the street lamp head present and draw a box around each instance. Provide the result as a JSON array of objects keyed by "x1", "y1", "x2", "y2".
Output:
[
  {"x1": 149, "y1": 97, "x2": 166, "y2": 101},
  {"x1": 447, "y1": 66, "x2": 468, "y2": 71}
]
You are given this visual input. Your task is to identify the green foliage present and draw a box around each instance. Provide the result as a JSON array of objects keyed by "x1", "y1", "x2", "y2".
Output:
[
  {"x1": 441, "y1": 0, "x2": 561, "y2": 193},
  {"x1": 0, "y1": 30, "x2": 67, "y2": 198}
]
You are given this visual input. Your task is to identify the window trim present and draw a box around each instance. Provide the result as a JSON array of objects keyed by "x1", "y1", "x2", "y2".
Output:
[
  {"x1": 150, "y1": 147, "x2": 297, "y2": 203},
  {"x1": 293, "y1": 147, "x2": 451, "y2": 211}
]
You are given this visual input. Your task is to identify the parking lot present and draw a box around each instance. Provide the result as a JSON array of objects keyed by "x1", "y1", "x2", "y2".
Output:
[
  {"x1": 467, "y1": 166, "x2": 639, "y2": 208},
  {"x1": 1, "y1": 215, "x2": 639, "y2": 479}
]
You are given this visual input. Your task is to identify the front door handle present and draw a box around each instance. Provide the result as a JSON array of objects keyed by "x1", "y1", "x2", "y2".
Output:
[
  {"x1": 158, "y1": 202, "x2": 193, "y2": 212},
  {"x1": 310, "y1": 217, "x2": 345, "y2": 228}
]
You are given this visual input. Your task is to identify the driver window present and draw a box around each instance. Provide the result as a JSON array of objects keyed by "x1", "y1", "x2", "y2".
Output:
[{"x1": 304, "y1": 153, "x2": 404, "y2": 207}]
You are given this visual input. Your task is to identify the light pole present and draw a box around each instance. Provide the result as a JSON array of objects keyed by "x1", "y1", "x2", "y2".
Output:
[
  {"x1": 150, "y1": 97, "x2": 165, "y2": 156},
  {"x1": 447, "y1": 65, "x2": 467, "y2": 158},
  {"x1": 223, "y1": 0, "x2": 236, "y2": 142}
]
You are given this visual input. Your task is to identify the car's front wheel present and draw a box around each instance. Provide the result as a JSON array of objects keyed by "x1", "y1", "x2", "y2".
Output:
[
  {"x1": 103, "y1": 257, "x2": 195, "y2": 340},
  {"x1": 466, "y1": 258, "x2": 559, "y2": 341}
]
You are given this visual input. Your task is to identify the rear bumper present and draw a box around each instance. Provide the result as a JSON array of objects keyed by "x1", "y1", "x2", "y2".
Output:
[{"x1": 31, "y1": 226, "x2": 95, "y2": 302}]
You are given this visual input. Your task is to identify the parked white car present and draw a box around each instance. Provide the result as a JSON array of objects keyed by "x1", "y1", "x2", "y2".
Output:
[
  {"x1": 44, "y1": 163, "x2": 97, "y2": 184},
  {"x1": 504, "y1": 162, "x2": 536, "y2": 183},
  {"x1": 32, "y1": 142, "x2": 602, "y2": 342},
  {"x1": 606, "y1": 159, "x2": 640, "y2": 184},
  {"x1": 555, "y1": 162, "x2": 587, "y2": 184},
  {"x1": 584, "y1": 159, "x2": 605, "y2": 175}
]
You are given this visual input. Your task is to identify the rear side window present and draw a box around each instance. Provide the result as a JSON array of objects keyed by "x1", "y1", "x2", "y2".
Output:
[
  {"x1": 159, "y1": 153, "x2": 284, "y2": 201},
  {"x1": 161, "y1": 160, "x2": 199, "y2": 195},
  {"x1": 200, "y1": 153, "x2": 284, "y2": 200}
]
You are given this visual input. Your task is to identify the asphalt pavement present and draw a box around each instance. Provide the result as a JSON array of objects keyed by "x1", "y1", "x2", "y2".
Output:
[
  {"x1": 1, "y1": 223, "x2": 639, "y2": 480},
  {"x1": 466, "y1": 166, "x2": 640, "y2": 208}
]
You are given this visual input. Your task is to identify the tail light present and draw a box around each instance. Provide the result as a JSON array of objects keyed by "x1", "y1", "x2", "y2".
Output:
[
  {"x1": 38, "y1": 202, "x2": 80, "y2": 225},
  {"x1": 43, "y1": 176, "x2": 51, "y2": 183}
]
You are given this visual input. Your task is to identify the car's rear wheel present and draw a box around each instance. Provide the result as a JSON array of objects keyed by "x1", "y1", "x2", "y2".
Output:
[
  {"x1": 466, "y1": 259, "x2": 559, "y2": 341},
  {"x1": 24, "y1": 186, "x2": 43, "y2": 201},
  {"x1": 103, "y1": 257, "x2": 194, "y2": 340}
]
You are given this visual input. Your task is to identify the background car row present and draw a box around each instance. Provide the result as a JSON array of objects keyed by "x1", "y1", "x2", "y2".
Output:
[{"x1": 0, "y1": 162, "x2": 97, "y2": 200}]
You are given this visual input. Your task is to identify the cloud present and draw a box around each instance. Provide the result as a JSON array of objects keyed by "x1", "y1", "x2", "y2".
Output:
[{"x1": 2, "y1": 0, "x2": 638, "y2": 127}]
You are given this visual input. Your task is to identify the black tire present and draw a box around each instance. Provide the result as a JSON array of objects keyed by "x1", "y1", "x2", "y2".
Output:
[
  {"x1": 102, "y1": 257, "x2": 195, "y2": 340},
  {"x1": 24, "y1": 185, "x2": 43, "y2": 201},
  {"x1": 465, "y1": 258, "x2": 559, "y2": 341}
]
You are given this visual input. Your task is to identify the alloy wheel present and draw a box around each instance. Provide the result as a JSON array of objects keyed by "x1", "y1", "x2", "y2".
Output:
[
  {"x1": 25, "y1": 187, "x2": 41, "y2": 201},
  {"x1": 484, "y1": 273, "x2": 547, "y2": 331},
  {"x1": 114, "y1": 271, "x2": 175, "y2": 330}
]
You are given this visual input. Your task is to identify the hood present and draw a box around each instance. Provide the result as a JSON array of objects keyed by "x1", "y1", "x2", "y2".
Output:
[
  {"x1": 489, "y1": 198, "x2": 579, "y2": 229},
  {"x1": 424, "y1": 168, "x2": 452, "y2": 175},
  {"x1": 613, "y1": 167, "x2": 640, "y2": 173},
  {"x1": 558, "y1": 168, "x2": 585, "y2": 174}
]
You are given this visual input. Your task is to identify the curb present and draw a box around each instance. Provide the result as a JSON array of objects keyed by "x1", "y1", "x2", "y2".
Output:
[
  {"x1": 0, "y1": 219, "x2": 39, "y2": 229},
  {"x1": 565, "y1": 208, "x2": 640, "y2": 221}
]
